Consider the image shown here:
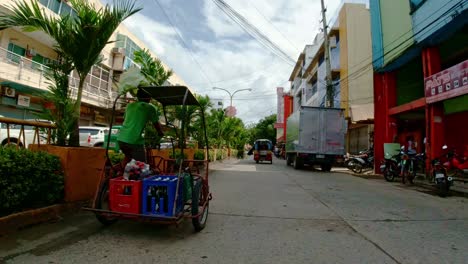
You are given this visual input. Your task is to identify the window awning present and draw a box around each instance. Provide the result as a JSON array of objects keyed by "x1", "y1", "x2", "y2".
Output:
[{"x1": 0, "y1": 81, "x2": 48, "y2": 97}]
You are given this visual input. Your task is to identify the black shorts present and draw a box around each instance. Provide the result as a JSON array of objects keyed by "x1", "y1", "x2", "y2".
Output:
[{"x1": 118, "y1": 141, "x2": 146, "y2": 162}]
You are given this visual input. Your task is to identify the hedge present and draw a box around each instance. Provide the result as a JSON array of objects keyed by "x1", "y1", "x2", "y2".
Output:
[{"x1": 0, "y1": 146, "x2": 64, "y2": 216}]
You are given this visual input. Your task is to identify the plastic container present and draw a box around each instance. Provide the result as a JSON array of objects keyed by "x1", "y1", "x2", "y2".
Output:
[
  {"x1": 142, "y1": 175, "x2": 184, "y2": 217},
  {"x1": 109, "y1": 176, "x2": 142, "y2": 214}
]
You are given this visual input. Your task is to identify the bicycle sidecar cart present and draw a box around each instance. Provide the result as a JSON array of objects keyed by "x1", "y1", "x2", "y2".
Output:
[{"x1": 84, "y1": 86, "x2": 211, "y2": 232}]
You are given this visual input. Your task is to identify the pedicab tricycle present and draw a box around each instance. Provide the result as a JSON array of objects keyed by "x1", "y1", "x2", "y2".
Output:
[
  {"x1": 84, "y1": 86, "x2": 211, "y2": 232},
  {"x1": 253, "y1": 139, "x2": 273, "y2": 164}
]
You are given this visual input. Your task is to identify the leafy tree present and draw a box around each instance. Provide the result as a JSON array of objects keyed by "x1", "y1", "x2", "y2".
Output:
[
  {"x1": 0, "y1": 0, "x2": 141, "y2": 146},
  {"x1": 134, "y1": 49, "x2": 173, "y2": 86},
  {"x1": 131, "y1": 49, "x2": 173, "y2": 148},
  {"x1": 248, "y1": 114, "x2": 277, "y2": 145}
]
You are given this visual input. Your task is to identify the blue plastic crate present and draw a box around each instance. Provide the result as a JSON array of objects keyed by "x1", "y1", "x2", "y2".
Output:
[{"x1": 142, "y1": 175, "x2": 184, "y2": 217}]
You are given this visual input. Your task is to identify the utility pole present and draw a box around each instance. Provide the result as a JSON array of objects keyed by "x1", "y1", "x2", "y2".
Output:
[{"x1": 320, "y1": 0, "x2": 334, "y2": 108}]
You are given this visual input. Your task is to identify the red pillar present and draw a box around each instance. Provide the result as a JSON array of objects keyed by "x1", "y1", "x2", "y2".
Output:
[
  {"x1": 374, "y1": 72, "x2": 397, "y2": 173},
  {"x1": 422, "y1": 47, "x2": 443, "y2": 169}
]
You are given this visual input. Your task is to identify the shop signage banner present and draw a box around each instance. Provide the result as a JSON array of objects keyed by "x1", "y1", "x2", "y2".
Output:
[{"x1": 425, "y1": 60, "x2": 468, "y2": 104}]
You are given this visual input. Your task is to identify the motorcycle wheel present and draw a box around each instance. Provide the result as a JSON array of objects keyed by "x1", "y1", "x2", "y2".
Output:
[
  {"x1": 383, "y1": 168, "x2": 395, "y2": 182},
  {"x1": 352, "y1": 163, "x2": 363, "y2": 174}
]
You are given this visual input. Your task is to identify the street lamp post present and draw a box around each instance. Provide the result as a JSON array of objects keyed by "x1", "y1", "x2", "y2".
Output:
[{"x1": 212, "y1": 87, "x2": 252, "y2": 109}]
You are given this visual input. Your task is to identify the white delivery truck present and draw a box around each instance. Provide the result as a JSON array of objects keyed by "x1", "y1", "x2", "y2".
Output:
[{"x1": 285, "y1": 106, "x2": 346, "y2": 171}]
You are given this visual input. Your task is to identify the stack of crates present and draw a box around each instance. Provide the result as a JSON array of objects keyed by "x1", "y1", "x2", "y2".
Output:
[
  {"x1": 142, "y1": 175, "x2": 185, "y2": 217},
  {"x1": 109, "y1": 177, "x2": 142, "y2": 214}
]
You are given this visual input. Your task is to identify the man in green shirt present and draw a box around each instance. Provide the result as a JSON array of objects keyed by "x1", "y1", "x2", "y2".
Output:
[{"x1": 117, "y1": 89, "x2": 164, "y2": 164}]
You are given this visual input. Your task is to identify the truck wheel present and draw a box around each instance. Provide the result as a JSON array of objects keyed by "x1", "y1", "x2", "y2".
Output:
[
  {"x1": 293, "y1": 156, "x2": 303, "y2": 170},
  {"x1": 321, "y1": 164, "x2": 332, "y2": 172},
  {"x1": 286, "y1": 155, "x2": 292, "y2": 166}
]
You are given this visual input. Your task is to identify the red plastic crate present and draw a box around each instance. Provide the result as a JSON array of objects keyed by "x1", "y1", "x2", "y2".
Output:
[{"x1": 109, "y1": 177, "x2": 142, "y2": 214}]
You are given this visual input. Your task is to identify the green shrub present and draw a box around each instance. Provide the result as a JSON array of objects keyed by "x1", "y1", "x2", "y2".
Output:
[
  {"x1": 236, "y1": 148, "x2": 245, "y2": 159},
  {"x1": 109, "y1": 151, "x2": 125, "y2": 165},
  {"x1": 194, "y1": 149, "x2": 205, "y2": 160},
  {"x1": 0, "y1": 146, "x2": 64, "y2": 216},
  {"x1": 216, "y1": 150, "x2": 223, "y2": 160},
  {"x1": 169, "y1": 149, "x2": 188, "y2": 159}
]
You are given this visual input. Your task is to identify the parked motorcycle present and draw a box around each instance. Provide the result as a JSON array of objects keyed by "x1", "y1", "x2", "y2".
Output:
[
  {"x1": 346, "y1": 149, "x2": 374, "y2": 174},
  {"x1": 380, "y1": 147, "x2": 424, "y2": 183},
  {"x1": 443, "y1": 146, "x2": 468, "y2": 182},
  {"x1": 380, "y1": 152, "x2": 401, "y2": 182},
  {"x1": 429, "y1": 145, "x2": 454, "y2": 197}
]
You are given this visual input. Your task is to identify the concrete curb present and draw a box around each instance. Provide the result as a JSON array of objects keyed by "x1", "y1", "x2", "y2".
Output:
[{"x1": 0, "y1": 200, "x2": 90, "y2": 236}]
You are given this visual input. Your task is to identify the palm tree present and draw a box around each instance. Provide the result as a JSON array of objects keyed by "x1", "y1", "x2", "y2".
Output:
[
  {"x1": 0, "y1": 0, "x2": 141, "y2": 146},
  {"x1": 134, "y1": 49, "x2": 173, "y2": 86}
]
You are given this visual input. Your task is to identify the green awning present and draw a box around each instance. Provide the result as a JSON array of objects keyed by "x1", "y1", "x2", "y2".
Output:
[{"x1": 0, "y1": 81, "x2": 49, "y2": 97}]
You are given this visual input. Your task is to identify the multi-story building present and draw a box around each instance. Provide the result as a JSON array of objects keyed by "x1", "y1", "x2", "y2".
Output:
[
  {"x1": 0, "y1": 0, "x2": 187, "y2": 126},
  {"x1": 285, "y1": 1, "x2": 373, "y2": 154},
  {"x1": 371, "y1": 0, "x2": 467, "y2": 172}
]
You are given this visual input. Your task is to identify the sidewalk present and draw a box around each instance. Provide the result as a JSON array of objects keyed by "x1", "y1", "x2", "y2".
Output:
[{"x1": 333, "y1": 167, "x2": 468, "y2": 197}]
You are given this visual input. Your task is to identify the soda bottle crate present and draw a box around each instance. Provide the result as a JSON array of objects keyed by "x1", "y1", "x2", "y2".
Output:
[
  {"x1": 109, "y1": 176, "x2": 142, "y2": 214},
  {"x1": 142, "y1": 175, "x2": 184, "y2": 217}
]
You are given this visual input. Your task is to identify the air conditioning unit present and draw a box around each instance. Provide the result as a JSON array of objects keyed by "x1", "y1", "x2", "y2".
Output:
[
  {"x1": 4, "y1": 87, "x2": 16, "y2": 97},
  {"x1": 329, "y1": 36, "x2": 337, "y2": 48},
  {"x1": 112, "y1": 47, "x2": 125, "y2": 54}
]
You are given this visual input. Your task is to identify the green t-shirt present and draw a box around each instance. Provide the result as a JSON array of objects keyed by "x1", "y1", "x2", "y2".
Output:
[{"x1": 117, "y1": 102, "x2": 160, "y2": 145}]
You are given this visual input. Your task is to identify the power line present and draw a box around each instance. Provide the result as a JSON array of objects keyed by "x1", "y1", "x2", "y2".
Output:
[
  {"x1": 211, "y1": 0, "x2": 296, "y2": 66},
  {"x1": 249, "y1": 1, "x2": 301, "y2": 54},
  {"x1": 151, "y1": 0, "x2": 214, "y2": 89}
]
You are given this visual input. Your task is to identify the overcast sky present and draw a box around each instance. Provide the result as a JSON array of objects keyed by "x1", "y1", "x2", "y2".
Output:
[{"x1": 119, "y1": 0, "x2": 348, "y2": 125}]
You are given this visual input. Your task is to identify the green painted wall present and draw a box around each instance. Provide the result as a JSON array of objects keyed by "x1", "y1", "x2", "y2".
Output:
[
  {"x1": 444, "y1": 94, "x2": 468, "y2": 114},
  {"x1": 396, "y1": 57, "x2": 424, "y2": 105},
  {"x1": 380, "y1": 0, "x2": 414, "y2": 65}
]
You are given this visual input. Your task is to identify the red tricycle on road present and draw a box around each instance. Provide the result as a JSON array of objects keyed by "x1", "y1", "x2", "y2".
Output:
[{"x1": 251, "y1": 139, "x2": 273, "y2": 164}]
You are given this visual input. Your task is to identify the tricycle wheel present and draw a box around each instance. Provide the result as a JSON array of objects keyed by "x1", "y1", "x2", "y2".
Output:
[
  {"x1": 256, "y1": 160, "x2": 259, "y2": 164},
  {"x1": 95, "y1": 181, "x2": 117, "y2": 226},
  {"x1": 192, "y1": 179, "x2": 209, "y2": 232}
]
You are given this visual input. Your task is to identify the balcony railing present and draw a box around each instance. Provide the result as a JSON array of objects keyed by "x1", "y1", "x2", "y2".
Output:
[
  {"x1": 0, "y1": 46, "x2": 49, "y2": 89},
  {"x1": 0, "y1": 46, "x2": 120, "y2": 109}
]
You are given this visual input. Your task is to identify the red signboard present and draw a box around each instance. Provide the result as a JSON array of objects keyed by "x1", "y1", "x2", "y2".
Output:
[
  {"x1": 274, "y1": 123, "x2": 284, "y2": 129},
  {"x1": 425, "y1": 60, "x2": 468, "y2": 104}
]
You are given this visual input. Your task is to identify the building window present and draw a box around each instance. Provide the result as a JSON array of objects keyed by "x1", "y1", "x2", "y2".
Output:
[
  {"x1": 116, "y1": 33, "x2": 142, "y2": 61},
  {"x1": 39, "y1": 0, "x2": 77, "y2": 17},
  {"x1": 7, "y1": 43, "x2": 25, "y2": 63}
]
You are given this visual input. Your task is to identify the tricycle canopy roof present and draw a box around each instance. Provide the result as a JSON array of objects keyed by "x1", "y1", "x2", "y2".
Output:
[{"x1": 139, "y1": 85, "x2": 199, "y2": 106}]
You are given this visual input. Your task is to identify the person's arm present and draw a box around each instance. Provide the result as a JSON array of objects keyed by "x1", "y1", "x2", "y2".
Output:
[
  {"x1": 154, "y1": 122, "x2": 164, "y2": 137},
  {"x1": 150, "y1": 103, "x2": 164, "y2": 137}
]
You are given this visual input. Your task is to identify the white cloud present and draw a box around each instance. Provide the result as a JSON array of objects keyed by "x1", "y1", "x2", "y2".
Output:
[{"x1": 122, "y1": 0, "x2": 345, "y2": 124}]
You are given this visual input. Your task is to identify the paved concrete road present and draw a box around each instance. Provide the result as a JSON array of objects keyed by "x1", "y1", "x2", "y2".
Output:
[{"x1": 1, "y1": 158, "x2": 467, "y2": 264}]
